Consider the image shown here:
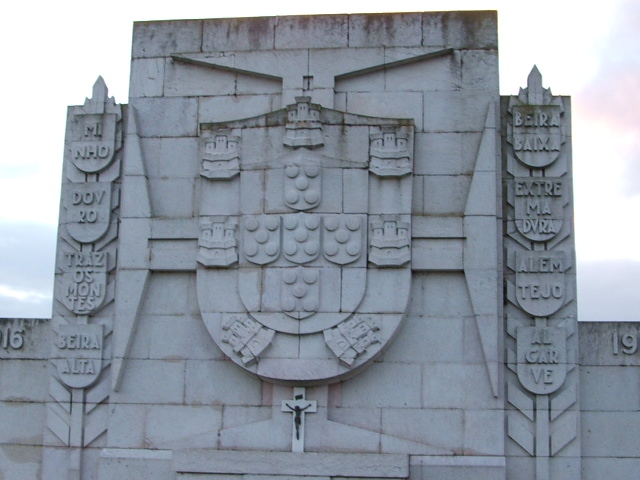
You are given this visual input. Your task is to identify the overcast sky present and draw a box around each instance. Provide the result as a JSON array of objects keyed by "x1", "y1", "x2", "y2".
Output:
[{"x1": 0, "y1": 0, "x2": 638, "y2": 321}]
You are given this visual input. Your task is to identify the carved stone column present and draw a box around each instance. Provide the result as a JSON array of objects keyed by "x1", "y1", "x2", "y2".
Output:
[
  {"x1": 502, "y1": 67, "x2": 580, "y2": 480},
  {"x1": 42, "y1": 78, "x2": 123, "y2": 480}
]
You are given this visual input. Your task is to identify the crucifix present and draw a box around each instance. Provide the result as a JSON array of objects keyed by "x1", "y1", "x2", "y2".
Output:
[{"x1": 281, "y1": 387, "x2": 317, "y2": 452}]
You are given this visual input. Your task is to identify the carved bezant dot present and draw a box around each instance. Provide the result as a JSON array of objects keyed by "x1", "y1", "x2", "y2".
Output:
[
  {"x1": 282, "y1": 296, "x2": 296, "y2": 311},
  {"x1": 286, "y1": 165, "x2": 299, "y2": 178},
  {"x1": 285, "y1": 190, "x2": 299, "y2": 204},
  {"x1": 255, "y1": 230, "x2": 268, "y2": 244},
  {"x1": 284, "y1": 242, "x2": 298, "y2": 255},
  {"x1": 304, "y1": 242, "x2": 318, "y2": 256},
  {"x1": 265, "y1": 243, "x2": 278, "y2": 256},
  {"x1": 324, "y1": 217, "x2": 338, "y2": 231},
  {"x1": 293, "y1": 285, "x2": 308, "y2": 298},
  {"x1": 265, "y1": 216, "x2": 279, "y2": 230},
  {"x1": 303, "y1": 298, "x2": 318, "y2": 312},
  {"x1": 346, "y1": 242, "x2": 360, "y2": 256},
  {"x1": 305, "y1": 165, "x2": 320, "y2": 178},
  {"x1": 335, "y1": 230, "x2": 350, "y2": 244},
  {"x1": 346, "y1": 217, "x2": 360, "y2": 231},
  {"x1": 295, "y1": 176, "x2": 309, "y2": 191},
  {"x1": 284, "y1": 216, "x2": 298, "y2": 229},
  {"x1": 305, "y1": 216, "x2": 320, "y2": 230},
  {"x1": 304, "y1": 190, "x2": 320, "y2": 204},
  {"x1": 303, "y1": 270, "x2": 318, "y2": 284},
  {"x1": 294, "y1": 229, "x2": 308, "y2": 242},
  {"x1": 325, "y1": 242, "x2": 338, "y2": 256},
  {"x1": 283, "y1": 271, "x2": 297, "y2": 284},
  {"x1": 244, "y1": 242, "x2": 258, "y2": 257},
  {"x1": 245, "y1": 217, "x2": 259, "y2": 231}
]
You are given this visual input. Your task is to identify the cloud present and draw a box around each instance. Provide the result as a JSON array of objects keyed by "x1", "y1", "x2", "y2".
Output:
[
  {"x1": 0, "y1": 222, "x2": 56, "y2": 319},
  {"x1": 577, "y1": 259, "x2": 640, "y2": 322},
  {"x1": 575, "y1": 0, "x2": 640, "y2": 196}
]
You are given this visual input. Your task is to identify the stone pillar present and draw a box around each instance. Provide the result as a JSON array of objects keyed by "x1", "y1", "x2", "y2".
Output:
[
  {"x1": 502, "y1": 67, "x2": 580, "y2": 480},
  {"x1": 42, "y1": 77, "x2": 123, "y2": 480}
]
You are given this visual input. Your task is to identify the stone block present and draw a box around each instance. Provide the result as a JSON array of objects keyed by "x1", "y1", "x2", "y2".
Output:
[
  {"x1": 184, "y1": 360, "x2": 262, "y2": 406},
  {"x1": 312, "y1": 48, "x2": 384, "y2": 90},
  {"x1": 148, "y1": 315, "x2": 220, "y2": 361},
  {"x1": 463, "y1": 409, "x2": 504, "y2": 455},
  {"x1": 133, "y1": 20, "x2": 203, "y2": 58},
  {"x1": 423, "y1": 174, "x2": 471, "y2": 215},
  {"x1": 368, "y1": 175, "x2": 412, "y2": 215},
  {"x1": 141, "y1": 273, "x2": 190, "y2": 316},
  {"x1": 0, "y1": 359, "x2": 48, "y2": 402},
  {"x1": 142, "y1": 137, "x2": 199, "y2": 179},
  {"x1": 381, "y1": 408, "x2": 463, "y2": 452},
  {"x1": 165, "y1": 61, "x2": 236, "y2": 97},
  {"x1": 199, "y1": 94, "x2": 277, "y2": 125},
  {"x1": 348, "y1": 13, "x2": 423, "y2": 48},
  {"x1": 422, "y1": 11, "x2": 498, "y2": 50},
  {"x1": 461, "y1": 50, "x2": 499, "y2": 90},
  {"x1": 106, "y1": 404, "x2": 146, "y2": 448},
  {"x1": 582, "y1": 366, "x2": 640, "y2": 411},
  {"x1": 131, "y1": 97, "x2": 198, "y2": 138},
  {"x1": 199, "y1": 177, "x2": 240, "y2": 216},
  {"x1": 203, "y1": 16, "x2": 277, "y2": 52},
  {"x1": 411, "y1": 238, "x2": 463, "y2": 271},
  {"x1": 0, "y1": 444, "x2": 42, "y2": 479},
  {"x1": 149, "y1": 239, "x2": 198, "y2": 271},
  {"x1": 345, "y1": 92, "x2": 423, "y2": 131},
  {"x1": 412, "y1": 216, "x2": 463, "y2": 238},
  {"x1": 0, "y1": 401, "x2": 44, "y2": 445},
  {"x1": 149, "y1": 178, "x2": 195, "y2": 218},
  {"x1": 99, "y1": 448, "x2": 173, "y2": 480},
  {"x1": 423, "y1": 90, "x2": 493, "y2": 133},
  {"x1": 275, "y1": 15, "x2": 349, "y2": 50},
  {"x1": 383, "y1": 315, "x2": 464, "y2": 364},
  {"x1": 173, "y1": 450, "x2": 408, "y2": 477},
  {"x1": 581, "y1": 458, "x2": 640, "y2": 480},
  {"x1": 384, "y1": 53, "x2": 461, "y2": 93},
  {"x1": 581, "y1": 410, "x2": 640, "y2": 457},
  {"x1": 145, "y1": 405, "x2": 222, "y2": 449},
  {"x1": 110, "y1": 359, "x2": 185, "y2": 405},
  {"x1": 130, "y1": 58, "x2": 166, "y2": 98},
  {"x1": 410, "y1": 455, "x2": 505, "y2": 480},
  {"x1": 340, "y1": 362, "x2": 422, "y2": 408}
]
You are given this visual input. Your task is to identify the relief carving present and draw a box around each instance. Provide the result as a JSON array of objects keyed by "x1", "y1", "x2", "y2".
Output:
[
  {"x1": 513, "y1": 177, "x2": 565, "y2": 242},
  {"x1": 368, "y1": 215, "x2": 411, "y2": 267},
  {"x1": 507, "y1": 66, "x2": 565, "y2": 168},
  {"x1": 369, "y1": 127, "x2": 412, "y2": 177},
  {"x1": 198, "y1": 217, "x2": 238, "y2": 267},
  {"x1": 200, "y1": 130, "x2": 241, "y2": 179},
  {"x1": 197, "y1": 99, "x2": 413, "y2": 384}
]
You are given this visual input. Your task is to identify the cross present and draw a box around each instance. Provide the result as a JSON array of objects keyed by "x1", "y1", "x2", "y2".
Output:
[{"x1": 281, "y1": 387, "x2": 317, "y2": 452}]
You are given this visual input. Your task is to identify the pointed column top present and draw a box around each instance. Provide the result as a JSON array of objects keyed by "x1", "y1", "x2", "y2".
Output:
[
  {"x1": 83, "y1": 76, "x2": 116, "y2": 114},
  {"x1": 527, "y1": 65, "x2": 544, "y2": 104}
]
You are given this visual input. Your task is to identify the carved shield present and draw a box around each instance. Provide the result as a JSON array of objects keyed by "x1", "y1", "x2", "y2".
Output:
[
  {"x1": 511, "y1": 105, "x2": 564, "y2": 168},
  {"x1": 60, "y1": 251, "x2": 108, "y2": 315},
  {"x1": 54, "y1": 324, "x2": 103, "y2": 389},
  {"x1": 64, "y1": 183, "x2": 112, "y2": 243},
  {"x1": 514, "y1": 177, "x2": 564, "y2": 242},
  {"x1": 517, "y1": 326, "x2": 566, "y2": 394},
  {"x1": 515, "y1": 251, "x2": 567, "y2": 317},
  {"x1": 70, "y1": 113, "x2": 118, "y2": 173},
  {"x1": 197, "y1": 98, "x2": 413, "y2": 385}
]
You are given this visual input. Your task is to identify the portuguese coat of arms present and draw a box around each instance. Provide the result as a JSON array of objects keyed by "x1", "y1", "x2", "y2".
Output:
[{"x1": 196, "y1": 98, "x2": 414, "y2": 384}]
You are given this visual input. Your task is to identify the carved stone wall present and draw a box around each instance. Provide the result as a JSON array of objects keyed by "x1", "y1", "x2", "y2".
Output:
[
  {"x1": 0, "y1": 10, "x2": 637, "y2": 480},
  {"x1": 502, "y1": 67, "x2": 580, "y2": 480},
  {"x1": 42, "y1": 78, "x2": 123, "y2": 479}
]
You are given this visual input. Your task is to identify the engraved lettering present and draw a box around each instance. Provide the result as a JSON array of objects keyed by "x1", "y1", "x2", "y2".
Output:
[
  {"x1": 84, "y1": 122, "x2": 103, "y2": 137},
  {"x1": 0, "y1": 326, "x2": 25, "y2": 350},
  {"x1": 612, "y1": 331, "x2": 638, "y2": 355}
]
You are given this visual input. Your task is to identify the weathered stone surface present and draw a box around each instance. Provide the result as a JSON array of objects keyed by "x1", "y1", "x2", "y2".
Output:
[{"x1": 1, "y1": 9, "x2": 634, "y2": 480}]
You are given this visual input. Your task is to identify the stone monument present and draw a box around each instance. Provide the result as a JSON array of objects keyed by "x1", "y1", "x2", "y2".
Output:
[{"x1": 0, "y1": 10, "x2": 638, "y2": 480}]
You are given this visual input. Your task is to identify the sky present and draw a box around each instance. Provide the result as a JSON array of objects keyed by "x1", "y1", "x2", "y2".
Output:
[{"x1": 0, "y1": 0, "x2": 638, "y2": 321}]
